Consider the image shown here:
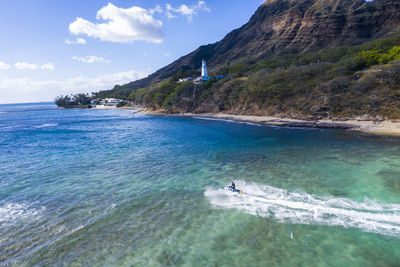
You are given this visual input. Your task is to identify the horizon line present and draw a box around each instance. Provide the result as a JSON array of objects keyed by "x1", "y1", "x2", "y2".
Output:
[{"x1": 0, "y1": 101, "x2": 54, "y2": 105}]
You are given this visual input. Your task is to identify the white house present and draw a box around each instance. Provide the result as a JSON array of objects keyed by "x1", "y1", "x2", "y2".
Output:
[{"x1": 105, "y1": 98, "x2": 123, "y2": 106}]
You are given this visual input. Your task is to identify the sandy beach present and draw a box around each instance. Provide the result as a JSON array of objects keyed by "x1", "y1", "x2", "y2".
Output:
[
  {"x1": 93, "y1": 105, "x2": 117, "y2": 109},
  {"x1": 93, "y1": 105, "x2": 141, "y2": 111},
  {"x1": 139, "y1": 109, "x2": 400, "y2": 136}
]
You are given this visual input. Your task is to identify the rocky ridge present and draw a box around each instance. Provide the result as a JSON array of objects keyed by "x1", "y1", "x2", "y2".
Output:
[{"x1": 115, "y1": 0, "x2": 400, "y2": 92}]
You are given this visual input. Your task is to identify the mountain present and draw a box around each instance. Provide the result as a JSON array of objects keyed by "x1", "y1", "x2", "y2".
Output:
[
  {"x1": 112, "y1": 0, "x2": 400, "y2": 91},
  {"x1": 92, "y1": 0, "x2": 400, "y2": 120}
]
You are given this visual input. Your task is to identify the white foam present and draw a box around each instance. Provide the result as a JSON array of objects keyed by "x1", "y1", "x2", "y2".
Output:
[
  {"x1": 34, "y1": 123, "x2": 58, "y2": 128},
  {"x1": 205, "y1": 182, "x2": 400, "y2": 237},
  {"x1": 236, "y1": 121, "x2": 262, "y2": 126},
  {"x1": 193, "y1": 117, "x2": 261, "y2": 126},
  {"x1": 0, "y1": 202, "x2": 45, "y2": 224},
  {"x1": 0, "y1": 125, "x2": 20, "y2": 130}
]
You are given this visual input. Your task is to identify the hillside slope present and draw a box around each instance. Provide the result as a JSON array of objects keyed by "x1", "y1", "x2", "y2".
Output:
[
  {"x1": 106, "y1": 0, "x2": 400, "y2": 93},
  {"x1": 90, "y1": 0, "x2": 400, "y2": 120}
]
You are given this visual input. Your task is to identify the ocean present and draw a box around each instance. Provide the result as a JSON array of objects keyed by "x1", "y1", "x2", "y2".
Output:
[{"x1": 0, "y1": 102, "x2": 399, "y2": 266}]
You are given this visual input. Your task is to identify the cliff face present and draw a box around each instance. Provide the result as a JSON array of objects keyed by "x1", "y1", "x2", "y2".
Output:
[{"x1": 115, "y1": 0, "x2": 400, "y2": 91}]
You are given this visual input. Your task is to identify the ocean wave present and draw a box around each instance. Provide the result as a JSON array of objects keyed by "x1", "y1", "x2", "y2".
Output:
[
  {"x1": 34, "y1": 123, "x2": 58, "y2": 128},
  {"x1": 0, "y1": 202, "x2": 45, "y2": 225},
  {"x1": 193, "y1": 117, "x2": 261, "y2": 126},
  {"x1": 0, "y1": 125, "x2": 23, "y2": 130},
  {"x1": 204, "y1": 182, "x2": 400, "y2": 237},
  {"x1": 0, "y1": 123, "x2": 58, "y2": 131}
]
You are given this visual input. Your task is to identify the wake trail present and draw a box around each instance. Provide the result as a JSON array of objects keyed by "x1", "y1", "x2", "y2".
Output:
[{"x1": 204, "y1": 182, "x2": 400, "y2": 237}]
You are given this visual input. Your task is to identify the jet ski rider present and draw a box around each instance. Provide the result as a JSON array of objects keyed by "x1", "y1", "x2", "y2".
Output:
[{"x1": 230, "y1": 181, "x2": 235, "y2": 190}]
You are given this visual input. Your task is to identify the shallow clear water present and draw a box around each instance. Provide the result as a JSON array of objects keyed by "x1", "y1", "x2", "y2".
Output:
[{"x1": 0, "y1": 103, "x2": 399, "y2": 266}]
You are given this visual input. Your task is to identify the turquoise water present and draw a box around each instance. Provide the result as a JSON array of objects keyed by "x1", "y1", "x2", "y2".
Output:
[{"x1": 0, "y1": 103, "x2": 399, "y2": 266}]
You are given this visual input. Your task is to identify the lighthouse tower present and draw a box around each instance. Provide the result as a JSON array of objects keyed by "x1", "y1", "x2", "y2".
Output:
[{"x1": 201, "y1": 59, "x2": 209, "y2": 80}]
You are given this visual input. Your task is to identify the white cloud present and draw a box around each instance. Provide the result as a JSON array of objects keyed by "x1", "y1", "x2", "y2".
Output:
[
  {"x1": 0, "y1": 61, "x2": 11, "y2": 70},
  {"x1": 15, "y1": 62, "x2": 38, "y2": 70},
  {"x1": 69, "y1": 3, "x2": 163, "y2": 43},
  {"x1": 67, "y1": 70, "x2": 149, "y2": 90},
  {"x1": 166, "y1": 1, "x2": 210, "y2": 22},
  {"x1": 149, "y1": 5, "x2": 163, "y2": 15},
  {"x1": 64, "y1": 37, "x2": 86, "y2": 45},
  {"x1": 41, "y1": 63, "x2": 55, "y2": 70},
  {"x1": 0, "y1": 70, "x2": 150, "y2": 104},
  {"x1": 165, "y1": 4, "x2": 178, "y2": 19},
  {"x1": 72, "y1": 56, "x2": 110, "y2": 64},
  {"x1": 164, "y1": 52, "x2": 171, "y2": 57}
]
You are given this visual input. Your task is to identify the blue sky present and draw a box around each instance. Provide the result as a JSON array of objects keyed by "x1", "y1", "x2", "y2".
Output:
[{"x1": 0, "y1": 0, "x2": 264, "y2": 104}]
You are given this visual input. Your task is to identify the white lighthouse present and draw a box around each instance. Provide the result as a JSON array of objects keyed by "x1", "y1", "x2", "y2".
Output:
[{"x1": 201, "y1": 59, "x2": 209, "y2": 80}]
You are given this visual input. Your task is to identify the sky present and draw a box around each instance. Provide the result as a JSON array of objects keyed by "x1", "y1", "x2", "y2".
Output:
[{"x1": 0, "y1": 0, "x2": 264, "y2": 104}]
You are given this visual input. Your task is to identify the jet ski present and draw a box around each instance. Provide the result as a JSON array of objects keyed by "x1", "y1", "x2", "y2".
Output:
[{"x1": 226, "y1": 186, "x2": 243, "y2": 194}]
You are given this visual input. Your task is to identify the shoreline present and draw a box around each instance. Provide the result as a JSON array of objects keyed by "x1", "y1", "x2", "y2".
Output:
[
  {"x1": 57, "y1": 104, "x2": 141, "y2": 110},
  {"x1": 139, "y1": 109, "x2": 400, "y2": 137},
  {"x1": 92, "y1": 105, "x2": 139, "y2": 110}
]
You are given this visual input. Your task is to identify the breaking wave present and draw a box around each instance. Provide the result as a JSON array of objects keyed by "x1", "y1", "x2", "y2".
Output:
[
  {"x1": 34, "y1": 123, "x2": 58, "y2": 128},
  {"x1": 205, "y1": 182, "x2": 400, "y2": 237}
]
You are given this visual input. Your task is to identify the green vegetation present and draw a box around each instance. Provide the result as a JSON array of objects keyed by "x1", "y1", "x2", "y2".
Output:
[
  {"x1": 78, "y1": 33, "x2": 400, "y2": 119},
  {"x1": 55, "y1": 94, "x2": 92, "y2": 108},
  {"x1": 116, "y1": 101, "x2": 128, "y2": 108}
]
